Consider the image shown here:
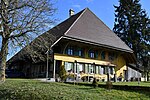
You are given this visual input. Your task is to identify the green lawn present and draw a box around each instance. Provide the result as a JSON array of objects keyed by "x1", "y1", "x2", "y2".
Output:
[
  {"x1": 0, "y1": 79, "x2": 150, "y2": 100},
  {"x1": 99, "y1": 81, "x2": 150, "y2": 87}
]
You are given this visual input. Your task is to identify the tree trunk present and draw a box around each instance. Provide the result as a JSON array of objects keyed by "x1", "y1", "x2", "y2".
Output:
[
  {"x1": 0, "y1": 38, "x2": 8, "y2": 82},
  {"x1": 107, "y1": 73, "x2": 110, "y2": 82},
  {"x1": 0, "y1": 0, "x2": 10, "y2": 82},
  {"x1": 147, "y1": 72, "x2": 149, "y2": 81}
]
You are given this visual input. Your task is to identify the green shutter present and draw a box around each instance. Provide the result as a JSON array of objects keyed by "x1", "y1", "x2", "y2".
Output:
[{"x1": 95, "y1": 50, "x2": 98, "y2": 58}]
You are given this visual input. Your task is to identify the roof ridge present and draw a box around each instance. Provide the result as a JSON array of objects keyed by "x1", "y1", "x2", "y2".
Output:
[{"x1": 64, "y1": 8, "x2": 87, "y2": 35}]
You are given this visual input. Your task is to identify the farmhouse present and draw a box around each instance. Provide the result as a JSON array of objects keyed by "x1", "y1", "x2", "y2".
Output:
[{"x1": 7, "y1": 8, "x2": 141, "y2": 81}]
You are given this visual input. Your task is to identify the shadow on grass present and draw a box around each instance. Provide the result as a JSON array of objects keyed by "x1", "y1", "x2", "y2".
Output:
[
  {"x1": 65, "y1": 82, "x2": 150, "y2": 98},
  {"x1": 143, "y1": 81, "x2": 150, "y2": 83},
  {"x1": 0, "y1": 89, "x2": 13, "y2": 99},
  {"x1": 111, "y1": 86, "x2": 150, "y2": 98}
]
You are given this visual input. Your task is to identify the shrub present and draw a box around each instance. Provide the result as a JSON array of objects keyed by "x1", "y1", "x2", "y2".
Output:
[
  {"x1": 92, "y1": 78, "x2": 98, "y2": 88},
  {"x1": 106, "y1": 81, "x2": 113, "y2": 90},
  {"x1": 59, "y1": 65, "x2": 67, "y2": 82}
]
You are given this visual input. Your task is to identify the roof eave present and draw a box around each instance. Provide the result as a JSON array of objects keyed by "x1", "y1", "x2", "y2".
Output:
[{"x1": 62, "y1": 36, "x2": 133, "y2": 53}]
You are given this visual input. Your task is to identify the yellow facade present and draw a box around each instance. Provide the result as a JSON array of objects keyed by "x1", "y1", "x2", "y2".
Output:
[
  {"x1": 54, "y1": 53, "x2": 115, "y2": 66},
  {"x1": 54, "y1": 52, "x2": 127, "y2": 81},
  {"x1": 115, "y1": 55, "x2": 127, "y2": 78}
]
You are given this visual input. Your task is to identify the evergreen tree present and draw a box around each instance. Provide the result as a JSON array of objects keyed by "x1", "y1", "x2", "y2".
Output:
[{"x1": 113, "y1": 0, "x2": 150, "y2": 79}]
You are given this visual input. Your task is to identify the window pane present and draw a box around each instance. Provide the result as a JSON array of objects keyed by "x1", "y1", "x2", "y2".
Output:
[
  {"x1": 70, "y1": 49, "x2": 73, "y2": 55},
  {"x1": 99, "y1": 66, "x2": 101, "y2": 74},
  {"x1": 101, "y1": 66, "x2": 106, "y2": 74},
  {"x1": 91, "y1": 52, "x2": 94, "y2": 58},
  {"x1": 67, "y1": 46, "x2": 74, "y2": 55},
  {"x1": 89, "y1": 64, "x2": 94, "y2": 74},
  {"x1": 68, "y1": 49, "x2": 70, "y2": 55},
  {"x1": 96, "y1": 66, "x2": 99, "y2": 74},
  {"x1": 100, "y1": 66, "x2": 104, "y2": 74},
  {"x1": 65, "y1": 62, "x2": 73, "y2": 72},
  {"x1": 110, "y1": 67, "x2": 114, "y2": 75},
  {"x1": 78, "y1": 50, "x2": 82, "y2": 56},
  {"x1": 76, "y1": 63, "x2": 84, "y2": 73},
  {"x1": 85, "y1": 64, "x2": 88, "y2": 73}
]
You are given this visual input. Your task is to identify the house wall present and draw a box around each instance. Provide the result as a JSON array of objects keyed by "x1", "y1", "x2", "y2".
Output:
[
  {"x1": 53, "y1": 40, "x2": 131, "y2": 81},
  {"x1": 54, "y1": 53, "x2": 115, "y2": 66},
  {"x1": 54, "y1": 53, "x2": 121, "y2": 81},
  {"x1": 8, "y1": 40, "x2": 134, "y2": 79},
  {"x1": 8, "y1": 61, "x2": 54, "y2": 78},
  {"x1": 114, "y1": 55, "x2": 127, "y2": 78},
  {"x1": 28, "y1": 63, "x2": 54, "y2": 78},
  {"x1": 9, "y1": 62, "x2": 31, "y2": 77},
  {"x1": 127, "y1": 67, "x2": 142, "y2": 81}
]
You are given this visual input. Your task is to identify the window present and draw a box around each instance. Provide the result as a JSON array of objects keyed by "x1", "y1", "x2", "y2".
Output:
[
  {"x1": 101, "y1": 51, "x2": 105, "y2": 60},
  {"x1": 77, "y1": 48, "x2": 84, "y2": 57},
  {"x1": 65, "y1": 62, "x2": 73, "y2": 72},
  {"x1": 96, "y1": 66, "x2": 99, "y2": 74},
  {"x1": 88, "y1": 50, "x2": 98, "y2": 58},
  {"x1": 66, "y1": 46, "x2": 74, "y2": 55},
  {"x1": 78, "y1": 63, "x2": 84, "y2": 73},
  {"x1": 89, "y1": 64, "x2": 94, "y2": 74},
  {"x1": 89, "y1": 51, "x2": 95, "y2": 58},
  {"x1": 66, "y1": 47, "x2": 85, "y2": 57},
  {"x1": 100, "y1": 66, "x2": 103, "y2": 74},
  {"x1": 100, "y1": 66, "x2": 106, "y2": 74},
  {"x1": 109, "y1": 67, "x2": 114, "y2": 75},
  {"x1": 85, "y1": 64, "x2": 88, "y2": 73},
  {"x1": 74, "y1": 63, "x2": 84, "y2": 73},
  {"x1": 109, "y1": 52, "x2": 115, "y2": 61},
  {"x1": 78, "y1": 50, "x2": 82, "y2": 56}
]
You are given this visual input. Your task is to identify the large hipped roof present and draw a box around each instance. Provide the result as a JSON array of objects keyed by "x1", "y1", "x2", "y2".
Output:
[{"x1": 8, "y1": 8, "x2": 133, "y2": 64}]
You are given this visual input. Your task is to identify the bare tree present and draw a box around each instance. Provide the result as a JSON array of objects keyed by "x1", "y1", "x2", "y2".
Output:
[{"x1": 0, "y1": 0, "x2": 56, "y2": 82}]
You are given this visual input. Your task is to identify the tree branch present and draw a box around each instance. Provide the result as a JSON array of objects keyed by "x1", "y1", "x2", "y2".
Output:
[
  {"x1": 10, "y1": 29, "x2": 36, "y2": 39},
  {"x1": 8, "y1": 2, "x2": 35, "y2": 13},
  {"x1": 0, "y1": 32, "x2": 2, "y2": 35}
]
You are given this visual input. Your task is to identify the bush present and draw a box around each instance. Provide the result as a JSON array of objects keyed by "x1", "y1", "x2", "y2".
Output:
[
  {"x1": 106, "y1": 81, "x2": 113, "y2": 90},
  {"x1": 59, "y1": 65, "x2": 67, "y2": 82},
  {"x1": 92, "y1": 78, "x2": 98, "y2": 88}
]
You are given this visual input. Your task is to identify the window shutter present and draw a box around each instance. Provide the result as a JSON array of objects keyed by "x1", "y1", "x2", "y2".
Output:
[{"x1": 95, "y1": 50, "x2": 98, "y2": 58}]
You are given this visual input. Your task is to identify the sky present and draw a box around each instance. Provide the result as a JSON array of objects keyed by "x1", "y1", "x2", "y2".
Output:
[
  {"x1": 54, "y1": 0, "x2": 150, "y2": 29},
  {"x1": 7, "y1": 0, "x2": 150, "y2": 60}
]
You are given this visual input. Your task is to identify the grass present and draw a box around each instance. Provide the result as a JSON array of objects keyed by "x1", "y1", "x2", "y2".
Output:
[
  {"x1": 0, "y1": 79, "x2": 149, "y2": 100},
  {"x1": 98, "y1": 81, "x2": 150, "y2": 87}
]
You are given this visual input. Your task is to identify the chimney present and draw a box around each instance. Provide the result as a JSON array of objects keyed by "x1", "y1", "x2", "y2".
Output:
[{"x1": 69, "y1": 9, "x2": 74, "y2": 17}]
